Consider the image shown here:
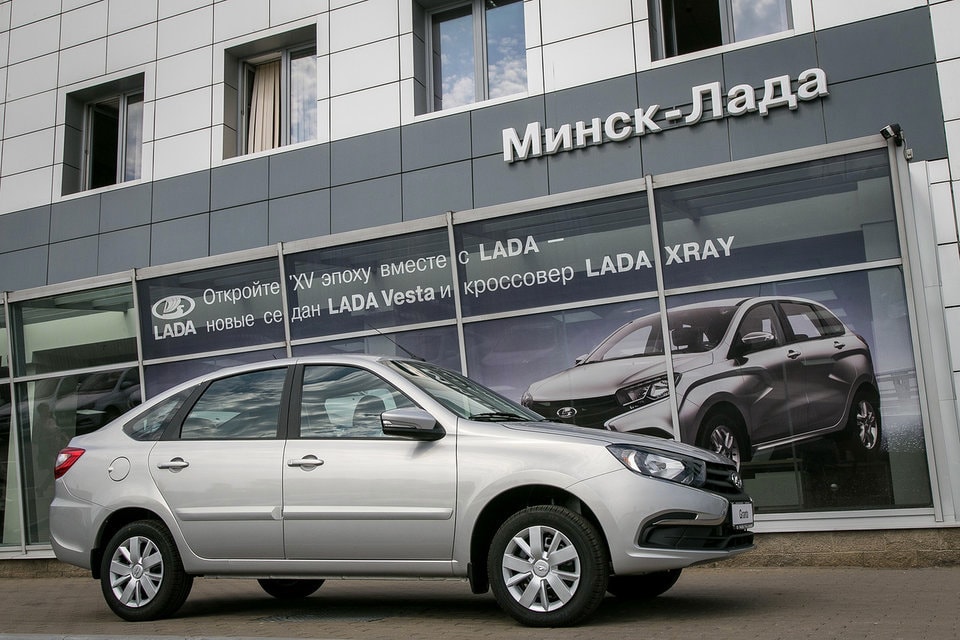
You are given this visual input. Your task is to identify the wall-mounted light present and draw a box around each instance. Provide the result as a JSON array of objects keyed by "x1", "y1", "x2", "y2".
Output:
[{"x1": 880, "y1": 123, "x2": 904, "y2": 146}]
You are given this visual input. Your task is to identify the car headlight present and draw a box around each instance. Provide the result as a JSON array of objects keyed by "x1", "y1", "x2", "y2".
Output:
[
  {"x1": 520, "y1": 391, "x2": 533, "y2": 408},
  {"x1": 615, "y1": 374, "x2": 678, "y2": 409},
  {"x1": 607, "y1": 444, "x2": 707, "y2": 487}
]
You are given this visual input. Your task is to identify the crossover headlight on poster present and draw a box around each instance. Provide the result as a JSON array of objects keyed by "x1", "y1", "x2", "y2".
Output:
[
  {"x1": 607, "y1": 445, "x2": 706, "y2": 487},
  {"x1": 615, "y1": 373, "x2": 679, "y2": 408}
]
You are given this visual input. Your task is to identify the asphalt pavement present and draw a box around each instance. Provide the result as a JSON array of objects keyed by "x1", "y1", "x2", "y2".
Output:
[{"x1": 1, "y1": 565, "x2": 958, "y2": 640}]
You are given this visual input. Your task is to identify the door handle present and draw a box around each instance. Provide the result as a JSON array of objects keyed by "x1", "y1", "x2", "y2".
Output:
[
  {"x1": 157, "y1": 457, "x2": 189, "y2": 470},
  {"x1": 786, "y1": 349, "x2": 801, "y2": 360},
  {"x1": 833, "y1": 340, "x2": 845, "y2": 350},
  {"x1": 288, "y1": 455, "x2": 324, "y2": 468}
]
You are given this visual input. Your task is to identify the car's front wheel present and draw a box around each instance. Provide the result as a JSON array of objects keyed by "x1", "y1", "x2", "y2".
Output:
[
  {"x1": 607, "y1": 569, "x2": 682, "y2": 599},
  {"x1": 698, "y1": 410, "x2": 748, "y2": 469},
  {"x1": 487, "y1": 505, "x2": 608, "y2": 627},
  {"x1": 257, "y1": 579, "x2": 324, "y2": 599},
  {"x1": 99, "y1": 520, "x2": 193, "y2": 621}
]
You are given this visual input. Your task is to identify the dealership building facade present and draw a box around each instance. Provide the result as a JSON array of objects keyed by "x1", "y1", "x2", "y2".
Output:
[{"x1": 2, "y1": 0, "x2": 960, "y2": 563}]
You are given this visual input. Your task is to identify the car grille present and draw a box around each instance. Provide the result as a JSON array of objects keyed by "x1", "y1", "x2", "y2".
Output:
[
  {"x1": 639, "y1": 460, "x2": 754, "y2": 552},
  {"x1": 528, "y1": 395, "x2": 621, "y2": 428}
]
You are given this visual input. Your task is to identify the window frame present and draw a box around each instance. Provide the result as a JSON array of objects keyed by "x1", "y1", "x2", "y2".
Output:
[
  {"x1": 424, "y1": 0, "x2": 526, "y2": 113},
  {"x1": 238, "y1": 41, "x2": 317, "y2": 156},
  {"x1": 649, "y1": 0, "x2": 793, "y2": 60}
]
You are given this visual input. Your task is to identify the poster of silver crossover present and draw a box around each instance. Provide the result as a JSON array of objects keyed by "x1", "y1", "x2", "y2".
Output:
[{"x1": 50, "y1": 356, "x2": 753, "y2": 627}]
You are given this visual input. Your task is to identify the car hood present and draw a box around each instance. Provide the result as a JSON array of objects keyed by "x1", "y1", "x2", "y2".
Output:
[
  {"x1": 525, "y1": 352, "x2": 713, "y2": 401},
  {"x1": 501, "y1": 419, "x2": 734, "y2": 466}
]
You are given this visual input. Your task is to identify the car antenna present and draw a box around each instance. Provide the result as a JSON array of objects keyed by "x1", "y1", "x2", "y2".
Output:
[{"x1": 365, "y1": 320, "x2": 425, "y2": 361}]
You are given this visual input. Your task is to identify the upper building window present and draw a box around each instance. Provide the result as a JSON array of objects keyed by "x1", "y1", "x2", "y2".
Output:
[
  {"x1": 223, "y1": 26, "x2": 317, "y2": 159},
  {"x1": 426, "y1": 0, "x2": 526, "y2": 111},
  {"x1": 650, "y1": 0, "x2": 792, "y2": 59},
  {"x1": 62, "y1": 75, "x2": 145, "y2": 195}
]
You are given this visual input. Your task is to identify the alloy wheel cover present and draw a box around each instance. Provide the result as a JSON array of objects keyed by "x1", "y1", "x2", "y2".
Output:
[
  {"x1": 500, "y1": 524, "x2": 581, "y2": 612},
  {"x1": 108, "y1": 535, "x2": 164, "y2": 608}
]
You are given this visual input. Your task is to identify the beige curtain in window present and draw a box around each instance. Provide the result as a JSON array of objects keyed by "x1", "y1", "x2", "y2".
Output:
[{"x1": 247, "y1": 60, "x2": 281, "y2": 153}]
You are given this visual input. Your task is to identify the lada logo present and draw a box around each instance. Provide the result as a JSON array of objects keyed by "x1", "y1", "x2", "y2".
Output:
[
  {"x1": 556, "y1": 407, "x2": 578, "y2": 419},
  {"x1": 729, "y1": 471, "x2": 743, "y2": 490},
  {"x1": 152, "y1": 295, "x2": 196, "y2": 321}
]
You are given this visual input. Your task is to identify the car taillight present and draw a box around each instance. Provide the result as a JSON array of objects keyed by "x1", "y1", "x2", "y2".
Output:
[{"x1": 54, "y1": 447, "x2": 85, "y2": 479}]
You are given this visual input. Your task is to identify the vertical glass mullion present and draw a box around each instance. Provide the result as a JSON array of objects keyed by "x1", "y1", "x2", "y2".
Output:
[{"x1": 475, "y1": 0, "x2": 488, "y2": 101}]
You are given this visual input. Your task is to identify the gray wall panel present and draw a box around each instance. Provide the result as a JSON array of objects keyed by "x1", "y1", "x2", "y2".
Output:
[
  {"x1": 547, "y1": 141, "x2": 642, "y2": 195},
  {"x1": 101, "y1": 183, "x2": 152, "y2": 232},
  {"x1": 151, "y1": 213, "x2": 210, "y2": 265},
  {"x1": 0, "y1": 206, "x2": 50, "y2": 252},
  {"x1": 51, "y1": 195, "x2": 99, "y2": 242},
  {"x1": 401, "y1": 161, "x2": 473, "y2": 220},
  {"x1": 152, "y1": 171, "x2": 210, "y2": 222},
  {"x1": 545, "y1": 75, "x2": 639, "y2": 131},
  {"x1": 269, "y1": 144, "x2": 331, "y2": 198},
  {"x1": 472, "y1": 154, "x2": 548, "y2": 208},
  {"x1": 817, "y1": 8, "x2": 936, "y2": 83},
  {"x1": 722, "y1": 34, "x2": 817, "y2": 87},
  {"x1": 638, "y1": 119, "x2": 731, "y2": 175},
  {"x1": 471, "y1": 95, "x2": 546, "y2": 158},
  {"x1": 98, "y1": 226, "x2": 150, "y2": 274},
  {"x1": 210, "y1": 202, "x2": 269, "y2": 254},
  {"x1": 823, "y1": 65, "x2": 946, "y2": 161},
  {"x1": 330, "y1": 175, "x2": 402, "y2": 233},
  {"x1": 729, "y1": 100, "x2": 826, "y2": 160},
  {"x1": 401, "y1": 113, "x2": 472, "y2": 171},
  {"x1": 211, "y1": 157, "x2": 269, "y2": 211},
  {"x1": 637, "y1": 55, "x2": 725, "y2": 113},
  {"x1": 268, "y1": 190, "x2": 331, "y2": 243},
  {"x1": 0, "y1": 246, "x2": 48, "y2": 291},
  {"x1": 331, "y1": 129, "x2": 401, "y2": 186},
  {"x1": 48, "y1": 236, "x2": 99, "y2": 283}
]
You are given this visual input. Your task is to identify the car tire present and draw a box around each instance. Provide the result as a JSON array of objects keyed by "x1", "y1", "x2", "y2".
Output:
[
  {"x1": 843, "y1": 390, "x2": 882, "y2": 459},
  {"x1": 99, "y1": 520, "x2": 193, "y2": 621},
  {"x1": 487, "y1": 505, "x2": 608, "y2": 627},
  {"x1": 257, "y1": 578, "x2": 324, "y2": 599},
  {"x1": 606, "y1": 569, "x2": 682, "y2": 599},
  {"x1": 698, "y1": 410, "x2": 748, "y2": 469}
]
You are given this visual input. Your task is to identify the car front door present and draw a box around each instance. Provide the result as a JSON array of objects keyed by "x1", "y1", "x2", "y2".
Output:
[
  {"x1": 281, "y1": 364, "x2": 457, "y2": 561},
  {"x1": 149, "y1": 367, "x2": 289, "y2": 560}
]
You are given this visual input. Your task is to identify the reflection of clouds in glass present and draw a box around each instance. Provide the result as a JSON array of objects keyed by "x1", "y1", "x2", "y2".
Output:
[
  {"x1": 438, "y1": 13, "x2": 475, "y2": 108},
  {"x1": 290, "y1": 53, "x2": 317, "y2": 143},
  {"x1": 731, "y1": 0, "x2": 789, "y2": 41},
  {"x1": 486, "y1": 1, "x2": 526, "y2": 100}
]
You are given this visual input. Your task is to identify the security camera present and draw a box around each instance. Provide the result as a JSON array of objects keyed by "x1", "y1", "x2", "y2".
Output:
[{"x1": 881, "y1": 123, "x2": 903, "y2": 145}]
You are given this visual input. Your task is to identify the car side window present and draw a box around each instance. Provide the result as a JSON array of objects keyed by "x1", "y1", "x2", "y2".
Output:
[
  {"x1": 299, "y1": 365, "x2": 415, "y2": 439},
  {"x1": 781, "y1": 302, "x2": 828, "y2": 342},
  {"x1": 735, "y1": 303, "x2": 784, "y2": 354},
  {"x1": 179, "y1": 368, "x2": 287, "y2": 440},
  {"x1": 124, "y1": 388, "x2": 192, "y2": 441}
]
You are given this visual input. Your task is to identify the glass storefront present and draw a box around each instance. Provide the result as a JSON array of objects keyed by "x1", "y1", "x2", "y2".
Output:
[{"x1": 0, "y1": 141, "x2": 940, "y2": 551}]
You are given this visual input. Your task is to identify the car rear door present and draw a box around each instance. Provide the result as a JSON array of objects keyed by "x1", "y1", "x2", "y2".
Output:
[
  {"x1": 281, "y1": 364, "x2": 457, "y2": 561},
  {"x1": 148, "y1": 366, "x2": 289, "y2": 559}
]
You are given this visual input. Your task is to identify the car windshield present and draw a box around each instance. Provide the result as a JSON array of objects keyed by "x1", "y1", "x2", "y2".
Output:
[
  {"x1": 587, "y1": 304, "x2": 739, "y2": 362},
  {"x1": 389, "y1": 360, "x2": 543, "y2": 422}
]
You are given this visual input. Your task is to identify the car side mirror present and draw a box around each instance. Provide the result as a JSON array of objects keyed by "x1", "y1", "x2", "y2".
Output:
[
  {"x1": 574, "y1": 354, "x2": 588, "y2": 365},
  {"x1": 732, "y1": 331, "x2": 778, "y2": 359},
  {"x1": 381, "y1": 407, "x2": 446, "y2": 441}
]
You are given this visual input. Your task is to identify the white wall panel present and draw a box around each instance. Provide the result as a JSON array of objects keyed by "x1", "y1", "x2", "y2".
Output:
[
  {"x1": 61, "y1": 1, "x2": 107, "y2": 49},
  {"x1": 270, "y1": 0, "x2": 327, "y2": 27},
  {"x1": 939, "y1": 245, "x2": 960, "y2": 307},
  {"x1": 153, "y1": 128, "x2": 212, "y2": 179},
  {"x1": 107, "y1": 0, "x2": 158, "y2": 33},
  {"x1": 932, "y1": 1, "x2": 960, "y2": 61},
  {"x1": 158, "y1": 6, "x2": 213, "y2": 59},
  {"x1": 58, "y1": 39, "x2": 108, "y2": 86},
  {"x1": 107, "y1": 23, "x2": 158, "y2": 74},
  {"x1": 6, "y1": 54, "x2": 59, "y2": 101},
  {"x1": 329, "y1": 0, "x2": 399, "y2": 53},
  {"x1": 160, "y1": 0, "x2": 214, "y2": 21},
  {"x1": 947, "y1": 120, "x2": 960, "y2": 181},
  {"x1": 156, "y1": 47, "x2": 213, "y2": 98},
  {"x1": 0, "y1": 129, "x2": 55, "y2": 175},
  {"x1": 0, "y1": 167, "x2": 52, "y2": 214},
  {"x1": 932, "y1": 181, "x2": 959, "y2": 244},
  {"x1": 811, "y1": 0, "x2": 926, "y2": 30},
  {"x1": 540, "y1": 0, "x2": 632, "y2": 44},
  {"x1": 330, "y1": 82, "x2": 399, "y2": 140},
  {"x1": 3, "y1": 91, "x2": 57, "y2": 138},
  {"x1": 8, "y1": 16, "x2": 60, "y2": 65},
  {"x1": 214, "y1": 0, "x2": 270, "y2": 43},
  {"x1": 154, "y1": 87, "x2": 213, "y2": 139},
  {"x1": 541, "y1": 25, "x2": 635, "y2": 93},
  {"x1": 330, "y1": 38, "x2": 399, "y2": 96},
  {"x1": 10, "y1": 0, "x2": 60, "y2": 28}
]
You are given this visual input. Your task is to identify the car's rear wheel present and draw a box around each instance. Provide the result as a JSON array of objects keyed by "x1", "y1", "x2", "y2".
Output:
[
  {"x1": 607, "y1": 569, "x2": 682, "y2": 599},
  {"x1": 487, "y1": 505, "x2": 608, "y2": 627},
  {"x1": 843, "y1": 390, "x2": 882, "y2": 459},
  {"x1": 257, "y1": 578, "x2": 324, "y2": 599},
  {"x1": 99, "y1": 520, "x2": 193, "y2": 621},
  {"x1": 698, "y1": 410, "x2": 748, "y2": 469}
]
